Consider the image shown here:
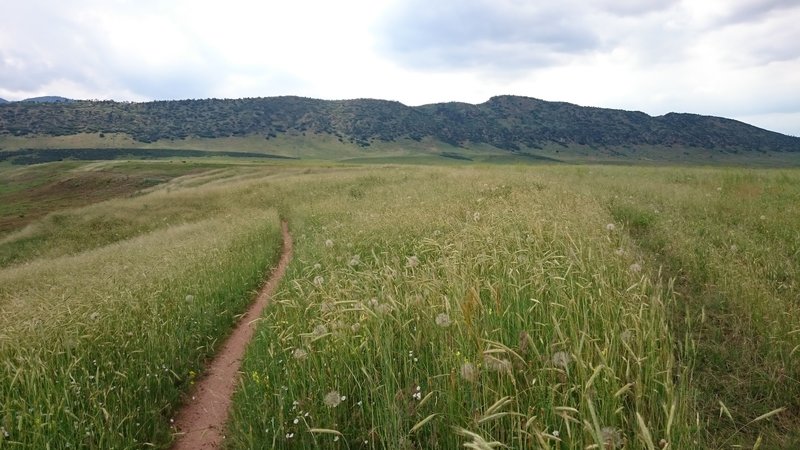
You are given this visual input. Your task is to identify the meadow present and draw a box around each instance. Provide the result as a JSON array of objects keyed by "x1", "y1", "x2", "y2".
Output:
[{"x1": 0, "y1": 159, "x2": 797, "y2": 449}]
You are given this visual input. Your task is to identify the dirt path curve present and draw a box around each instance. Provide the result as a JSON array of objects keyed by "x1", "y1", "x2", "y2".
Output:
[{"x1": 171, "y1": 220, "x2": 293, "y2": 450}]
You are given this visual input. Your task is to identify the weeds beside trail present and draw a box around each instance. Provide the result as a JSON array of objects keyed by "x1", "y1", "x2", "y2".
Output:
[
  {"x1": 1, "y1": 162, "x2": 797, "y2": 448},
  {"x1": 229, "y1": 167, "x2": 697, "y2": 449},
  {"x1": 600, "y1": 167, "x2": 800, "y2": 448},
  {"x1": 172, "y1": 220, "x2": 293, "y2": 450},
  {"x1": 0, "y1": 164, "x2": 287, "y2": 448}
]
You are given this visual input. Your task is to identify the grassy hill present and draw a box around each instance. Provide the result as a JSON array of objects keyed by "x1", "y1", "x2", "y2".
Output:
[{"x1": 1, "y1": 96, "x2": 798, "y2": 164}]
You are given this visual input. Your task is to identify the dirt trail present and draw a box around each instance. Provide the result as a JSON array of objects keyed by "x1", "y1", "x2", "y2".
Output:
[{"x1": 171, "y1": 220, "x2": 293, "y2": 450}]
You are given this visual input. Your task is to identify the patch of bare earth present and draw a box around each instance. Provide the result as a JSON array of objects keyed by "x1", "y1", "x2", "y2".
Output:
[{"x1": 170, "y1": 220, "x2": 293, "y2": 450}]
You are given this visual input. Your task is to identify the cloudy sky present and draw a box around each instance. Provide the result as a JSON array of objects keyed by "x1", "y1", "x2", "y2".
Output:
[{"x1": 1, "y1": 0, "x2": 798, "y2": 135}]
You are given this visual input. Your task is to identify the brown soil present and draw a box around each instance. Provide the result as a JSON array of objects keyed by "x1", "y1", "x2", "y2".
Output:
[
  {"x1": 0, "y1": 168, "x2": 198, "y2": 236},
  {"x1": 170, "y1": 220, "x2": 293, "y2": 450}
]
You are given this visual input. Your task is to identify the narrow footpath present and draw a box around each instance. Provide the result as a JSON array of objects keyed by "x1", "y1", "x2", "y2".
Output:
[{"x1": 171, "y1": 220, "x2": 293, "y2": 450}]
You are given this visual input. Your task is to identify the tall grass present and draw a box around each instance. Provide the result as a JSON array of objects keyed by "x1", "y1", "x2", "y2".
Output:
[
  {"x1": 0, "y1": 167, "x2": 286, "y2": 448},
  {"x1": 2, "y1": 162, "x2": 797, "y2": 448},
  {"x1": 591, "y1": 166, "x2": 800, "y2": 447},
  {"x1": 228, "y1": 167, "x2": 697, "y2": 448}
]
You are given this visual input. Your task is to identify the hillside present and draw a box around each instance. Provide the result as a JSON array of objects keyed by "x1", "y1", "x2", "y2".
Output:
[
  {"x1": 0, "y1": 95, "x2": 798, "y2": 160},
  {"x1": 19, "y1": 96, "x2": 75, "y2": 104}
]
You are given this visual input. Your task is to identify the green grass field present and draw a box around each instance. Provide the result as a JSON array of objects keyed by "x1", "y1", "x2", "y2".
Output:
[{"x1": 0, "y1": 159, "x2": 798, "y2": 449}]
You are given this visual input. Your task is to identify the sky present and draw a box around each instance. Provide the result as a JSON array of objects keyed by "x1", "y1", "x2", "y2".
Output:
[{"x1": 1, "y1": 0, "x2": 798, "y2": 136}]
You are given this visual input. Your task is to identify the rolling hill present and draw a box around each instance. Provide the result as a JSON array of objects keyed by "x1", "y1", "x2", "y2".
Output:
[
  {"x1": 19, "y1": 96, "x2": 75, "y2": 104},
  {"x1": 0, "y1": 95, "x2": 798, "y2": 163}
]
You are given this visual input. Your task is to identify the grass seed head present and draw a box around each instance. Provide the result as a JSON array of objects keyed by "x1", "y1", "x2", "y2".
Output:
[
  {"x1": 552, "y1": 351, "x2": 572, "y2": 369},
  {"x1": 460, "y1": 362, "x2": 478, "y2": 382},
  {"x1": 435, "y1": 313, "x2": 452, "y2": 328},
  {"x1": 324, "y1": 390, "x2": 342, "y2": 408}
]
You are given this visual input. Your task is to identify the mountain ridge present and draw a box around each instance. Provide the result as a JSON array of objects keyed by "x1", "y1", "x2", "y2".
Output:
[{"x1": 0, "y1": 95, "x2": 797, "y2": 155}]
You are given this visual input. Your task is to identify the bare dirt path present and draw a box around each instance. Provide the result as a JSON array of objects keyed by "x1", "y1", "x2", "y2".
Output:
[{"x1": 171, "y1": 220, "x2": 293, "y2": 450}]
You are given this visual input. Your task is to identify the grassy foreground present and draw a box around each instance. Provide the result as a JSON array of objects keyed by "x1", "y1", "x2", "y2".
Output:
[
  {"x1": 226, "y1": 165, "x2": 799, "y2": 449},
  {"x1": 1, "y1": 161, "x2": 798, "y2": 448},
  {"x1": 0, "y1": 162, "x2": 287, "y2": 448}
]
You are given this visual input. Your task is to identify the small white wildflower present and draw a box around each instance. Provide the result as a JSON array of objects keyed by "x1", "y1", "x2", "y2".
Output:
[
  {"x1": 760, "y1": 215, "x2": 766, "y2": 220},
  {"x1": 334, "y1": 436, "x2": 340, "y2": 442},
  {"x1": 324, "y1": 390, "x2": 342, "y2": 408},
  {"x1": 286, "y1": 432, "x2": 295, "y2": 439},
  {"x1": 472, "y1": 212, "x2": 481, "y2": 222},
  {"x1": 89, "y1": 312, "x2": 100, "y2": 320},
  {"x1": 349, "y1": 255, "x2": 361, "y2": 266},
  {"x1": 552, "y1": 430, "x2": 560, "y2": 438},
  {"x1": 293, "y1": 418, "x2": 299, "y2": 424},
  {"x1": 606, "y1": 223, "x2": 616, "y2": 231},
  {"x1": 629, "y1": 263, "x2": 642, "y2": 273},
  {"x1": 313, "y1": 275, "x2": 324, "y2": 287},
  {"x1": 313, "y1": 263, "x2": 321, "y2": 270},
  {"x1": 325, "y1": 239, "x2": 334, "y2": 247},
  {"x1": 551, "y1": 351, "x2": 572, "y2": 369},
  {"x1": 435, "y1": 313, "x2": 452, "y2": 328},
  {"x1": 185, "y1": 295, "x2": 194, "y2": 302},
  {"x1": 406, "y1": 256, "x2": 419, "y2": 268},
  {"x1": 292, "y1": 348, "x2": 308, "y2": 360}
]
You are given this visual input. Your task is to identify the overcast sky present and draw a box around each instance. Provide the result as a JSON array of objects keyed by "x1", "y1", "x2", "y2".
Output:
[{"x1": 1, "y1": 0, "x2": 798, "y2": 135}]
